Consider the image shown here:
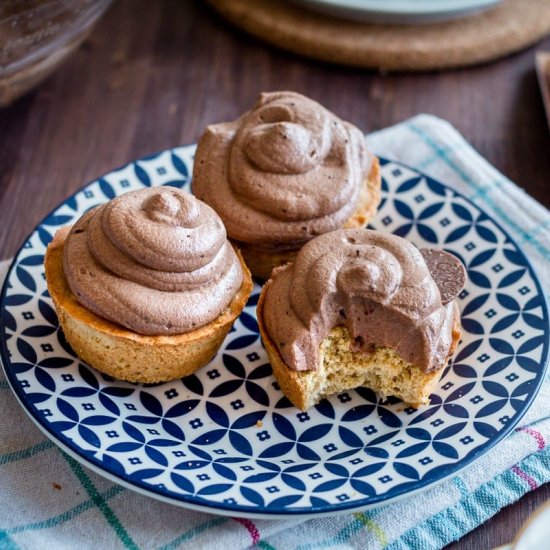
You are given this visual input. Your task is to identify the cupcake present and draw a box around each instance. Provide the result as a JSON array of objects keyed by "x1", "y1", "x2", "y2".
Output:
[
  {"x1": 192, "y1": 91, "x2": 381, "y2": 279},
  {"x1": 257, "y1": 229, "x2": 465, "y2": 410},
  {"x1": 45, "y1": 187, "x2": 253, "y2": 384}
]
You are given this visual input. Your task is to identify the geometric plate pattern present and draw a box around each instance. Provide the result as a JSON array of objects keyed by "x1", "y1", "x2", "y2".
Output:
[{"x1": 1, "y1": 147, "x2": 548, "y2": 518}]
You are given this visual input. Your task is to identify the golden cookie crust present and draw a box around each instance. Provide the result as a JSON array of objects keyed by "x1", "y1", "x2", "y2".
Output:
[
  {"x1": 45, "y1": 228, "x2": 253, "y2": 384},
  {"x1": 257, "y1": 268, "x2": 461, "y2": 411}
]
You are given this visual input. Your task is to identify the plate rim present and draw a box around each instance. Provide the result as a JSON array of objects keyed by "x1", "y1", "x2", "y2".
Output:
[{"x1": 1, "y1": 149, "x2": 548, "y2": 518}]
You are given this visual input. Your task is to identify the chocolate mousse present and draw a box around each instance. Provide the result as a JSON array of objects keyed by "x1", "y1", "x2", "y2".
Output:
[
  {"x1": 261, "y1": 229, "x2": 465, "y2": 373},
  {"x1": 63, "y1": 187, "x2": 244, "y2": 335},
  {"x1": 192, "y1": 91, "x2": 381, "y2": 278}
]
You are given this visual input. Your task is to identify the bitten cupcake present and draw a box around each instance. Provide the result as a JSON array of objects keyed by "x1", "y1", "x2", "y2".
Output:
[
  {"x1": 192, "y1": 91, "x2": 381, "y2": 279},
  {"x1": 257, "y1": 229, "x2": 465, "y2": 410},
  {"x1": 45, "y1": 187, "x2": 253, "y2": 383}
]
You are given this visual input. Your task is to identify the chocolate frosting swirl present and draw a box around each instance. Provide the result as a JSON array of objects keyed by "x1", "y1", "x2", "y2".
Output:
[
  {"x1": 192, "y1": 91, "x2": 372, "y2": 244},
  {"x1": 262, "y1": 229, "x2": 465, "y2": 373},
  {"x1": 63, "y1": 187, "x2": 243, "y2": 335}
]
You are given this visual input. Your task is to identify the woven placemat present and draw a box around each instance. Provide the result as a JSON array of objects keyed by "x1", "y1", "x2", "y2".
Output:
[{"x1": 207, "y1": 0, "x2": 550, "y2": 71}]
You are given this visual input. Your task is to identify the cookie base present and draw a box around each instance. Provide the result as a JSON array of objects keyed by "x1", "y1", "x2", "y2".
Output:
[
  {"x1": 257, "y1": 283, "x2": 461, "y2": 411},
  {"x1": 45, "y1": 228, "x2": 253, "y2": 384}
]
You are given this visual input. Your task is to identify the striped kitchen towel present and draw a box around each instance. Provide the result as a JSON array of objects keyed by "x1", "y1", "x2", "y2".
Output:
[{"x1": 1, "y1": 114, "x2": 549, "y2": 549}]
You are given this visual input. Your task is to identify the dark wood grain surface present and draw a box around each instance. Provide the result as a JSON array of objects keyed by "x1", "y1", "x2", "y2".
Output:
[{"x1": 0, "y1": 1, "x2": 548, "y2": 547}]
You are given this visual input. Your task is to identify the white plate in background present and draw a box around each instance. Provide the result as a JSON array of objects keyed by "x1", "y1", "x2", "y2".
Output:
[{"x1": 291, "y1": 0, "x2": 502, "y2": 24}]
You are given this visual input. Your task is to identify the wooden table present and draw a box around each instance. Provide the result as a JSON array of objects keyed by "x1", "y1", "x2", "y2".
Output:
[{"x1": 0, "y1": 1, "x2": 548, "y2": 547}]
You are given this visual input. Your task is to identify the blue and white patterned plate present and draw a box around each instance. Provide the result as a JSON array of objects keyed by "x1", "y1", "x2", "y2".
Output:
[{"x1": 1, "y1": 147, "x2": 548, "y2": 518}]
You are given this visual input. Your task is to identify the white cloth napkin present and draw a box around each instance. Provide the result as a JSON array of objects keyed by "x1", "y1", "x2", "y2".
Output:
[{"x1": 1, "y1": 114, "x2": 549, "y2": 550}]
